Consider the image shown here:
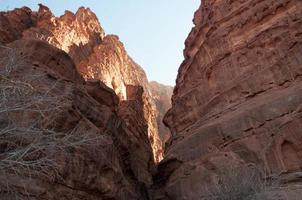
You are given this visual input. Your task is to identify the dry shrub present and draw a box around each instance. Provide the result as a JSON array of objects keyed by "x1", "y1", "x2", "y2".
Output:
[
  {"x1": 201, "y1": 165, "x2": 280, "y2": 200},
  {"x1": 0, "y1": 46, "x2": 104, "y2": 198}
]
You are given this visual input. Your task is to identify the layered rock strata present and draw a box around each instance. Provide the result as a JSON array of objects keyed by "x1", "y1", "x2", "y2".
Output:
[
  {"x1": 155, "y1": 0, "x2": 302, "y2": 199},
  {"x1": 0, "y1": 4, "x2": 165, "y2": 162},
  {"x1": 77, "y1": 35, "x2": 163, "y2": 162},
  {"x1": 0, "y1": 39, "x2": 154, "y2": 199}
]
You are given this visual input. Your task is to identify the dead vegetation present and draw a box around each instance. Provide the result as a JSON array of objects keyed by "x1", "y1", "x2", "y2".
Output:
[
  {"x1": 0, "y1": 46, "x2": 104, "y2": 198},
  {"x1": 201, "y1": 164, "x2": 302, "y2": 200},
  {"x1": 202, "y1": 165, "x2": 270, "y2": 200}
]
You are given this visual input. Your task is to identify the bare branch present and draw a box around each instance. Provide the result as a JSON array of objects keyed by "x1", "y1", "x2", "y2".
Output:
[{"x1": 0, "y1": 46, "x2": 105, "y2": 197}]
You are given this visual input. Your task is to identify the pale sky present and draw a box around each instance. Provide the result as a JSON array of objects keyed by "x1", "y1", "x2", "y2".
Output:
[{"x1": 0, "y1": 0, "x2": 200, "y2": 85}]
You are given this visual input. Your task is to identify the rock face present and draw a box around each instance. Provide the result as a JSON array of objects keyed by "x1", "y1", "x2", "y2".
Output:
[
  {"x1": 155, "y1": 0, "x2": 302, "y2": 199},
  {"x1": 77, "y1": 35, "x2": 163, "y2": 162},
  {"x1": 0, "y1": 4, "x2": 104, "y2": 64},
  {"x1": 0, "y1": 4, "x2": 166, "y2": 162},
  {"x1": 149, "y1": 81, "x2": 173, "y2": 145},
  {"x1": 0, "y1": 39, "x2": 154, "y2": 199},
  {"x1": 0, "y1": 4, "x2": 181, "y2": 198}
]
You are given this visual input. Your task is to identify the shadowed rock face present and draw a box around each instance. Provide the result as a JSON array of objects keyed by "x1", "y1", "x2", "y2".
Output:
[
  {"x1": 77, "y1": 35, "x2": 164, "y2": 162},
  {"x1": 0, "y1": 39, "x2": 154, "y2": 199},
  {"x1": 0, "y1": 4, "x2": 167, "y2": 162},
  {"x1": 149, "y1": 81, "x2": 173, "y2": 145},
  {"x1": 155, "y1": 0, "x2": 302, "y2": 199},
  {"x1": 4, "y1": 1, "x2": 302, "y2": 199}
]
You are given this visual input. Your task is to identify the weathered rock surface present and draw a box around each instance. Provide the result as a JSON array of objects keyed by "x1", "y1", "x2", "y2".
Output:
[
  {"x1": 0, "y1": 6, "x2": 33, "y2": 44},
  {"x1": 0, "y1": 39, "x2": 154, "y2": 199},
  {"x1": 78, "y1": 35, "x2": 163, "y2": 162},
  {"x1": 149, "y1": 81, "x2": 173, "y2": 145},
  {"x1": 0, "y1": 4, "x2": 166, "y2": 162},
  {"x1": 156, "y1": 0, "x2": 302, "y2": 199},
  {"x1": 0, "y1": 4, "x2": 104, "y2": 64}
]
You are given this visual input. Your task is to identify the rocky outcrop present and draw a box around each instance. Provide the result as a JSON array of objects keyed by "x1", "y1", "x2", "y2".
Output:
[
  {"x1": 78, "y1": 35, "x2": 163, "y2": 162},
  {"x1": 155, "y1": 0, "x2": 302, "y2": 199},
  {"x1": 0, "y1": 4, "x2": 165, "y2": 162},
  {"x1": 0, "y1": 6, "x2": 33, "y2": 44},
  {"x1": 0, "y1": 4, "x2": 104, "y2": 64},
  {"x1": 0, "y1": 39, "x2": 154, "y2": 199},
  {"x1": 149, "y1": 81, "x2": 173, "y2": 145}
]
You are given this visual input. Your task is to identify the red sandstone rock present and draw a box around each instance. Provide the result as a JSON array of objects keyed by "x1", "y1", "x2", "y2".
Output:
[
  {"x1": 0, "y1": 7, "x2": 34, "y2": 44},
  {"x1": 78, "y1": 35, "x2": 164, "y2": 162},
  {"x1": 0, "y1": 4, "x2": 166, "y2": 162},
  {"x1": 24, "y1": 4, "x2": 104, "y2": 65},
  {"x1": 149, "y1": 81, "x2": 173, "y2": 145},
  {"x1": 156, "y1": 0, "x2": 302, "y2": 199},
  {"x1": 0, "y1": 39, "x2": 153, "y2": 199}
]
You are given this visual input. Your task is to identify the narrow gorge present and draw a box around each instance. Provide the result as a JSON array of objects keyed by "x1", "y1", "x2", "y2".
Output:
[{"x1": 0, "y1": 0, "x2": 302, "y2": 199}]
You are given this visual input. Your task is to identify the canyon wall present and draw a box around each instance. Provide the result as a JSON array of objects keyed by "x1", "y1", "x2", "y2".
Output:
[
  {"x1": 149, "y1": 81, "x2": 173, "y2": 145},
  {"x1": 0, "y1": 39, "x2": 154, "y2": 199},
  {"x1": 3, "y1": 1, "x2": 302, "y2": 199},
  {"x1": 155, "y1": 0, "x2": 302, "y2": 199},
  {"x1": 0, "y1": 4, "x2": 167, "y2": 162},
  {"x1": 0, "y1": 4, "x2": 176, "y2": 199}
]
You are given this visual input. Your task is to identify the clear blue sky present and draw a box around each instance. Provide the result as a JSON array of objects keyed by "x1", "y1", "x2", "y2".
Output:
[{"x1": 0, "y1": 0, "x2": 200, "y2": 85}]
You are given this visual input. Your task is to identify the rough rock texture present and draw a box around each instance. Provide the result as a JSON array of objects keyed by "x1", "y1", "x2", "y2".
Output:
[
  {"x1": 0, "y1": 4, "x2": 104, "y2": 64},
  {"x1": 149, "y1": 81, "x2": 173, "y2": 145},
  {"x1": 0, "y1": 4, "x2": 165, "y2": 162},
  {"x1": 0, "y1": 6, "x2": 33, "y2": 44},
  {"x1": 155, "y1": 0, "x2": 302, "y2": 199},
  {"x1": 0, "y1": 39, "x2": 154, "y2": 199},
  {"x1": 78, "y1": 35, "x2": 163, "y2": 162}
]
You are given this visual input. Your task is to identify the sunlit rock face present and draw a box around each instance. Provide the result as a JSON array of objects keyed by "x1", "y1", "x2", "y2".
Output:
[
  {"x1": 149, "y1": 81, "x2": 173, "y2": 145},
  {"x1": 78, "y1": 35, "x2": 164, "y2": 162},
  {"x1": 0, "y1": 4, "x2": 164, "y2": 162},
  {"x1": 0, "y1": 4, "x2": 104, "y2": 64},
  {"x1": 26, "y1": 4, "x2": 104, "y2": 65},
  {"x1": 154, "y1": 0, "x2": 302, "y2": 199},
  {"x1": 0, "y1": 39, "x2": 154, "y2": 199}
]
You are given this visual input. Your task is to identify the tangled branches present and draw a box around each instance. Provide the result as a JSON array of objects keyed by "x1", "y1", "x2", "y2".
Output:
[{"x1": 0, "y1": 46, "x2": 104, "y2": 198}]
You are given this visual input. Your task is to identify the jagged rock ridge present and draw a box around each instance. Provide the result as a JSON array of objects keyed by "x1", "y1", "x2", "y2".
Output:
[
  {"x1": 0, "y1": 4, "x2": 176, "y2": 200},
  {"x1": 0, "y1": 4, "x2": 170, "y2": 162},
  {"x1": 0, "y1": 39, "x2": 154, "y2": 199},
  {"x1": 154, "y1": 0, "x2": 302, "y2": 199}
]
